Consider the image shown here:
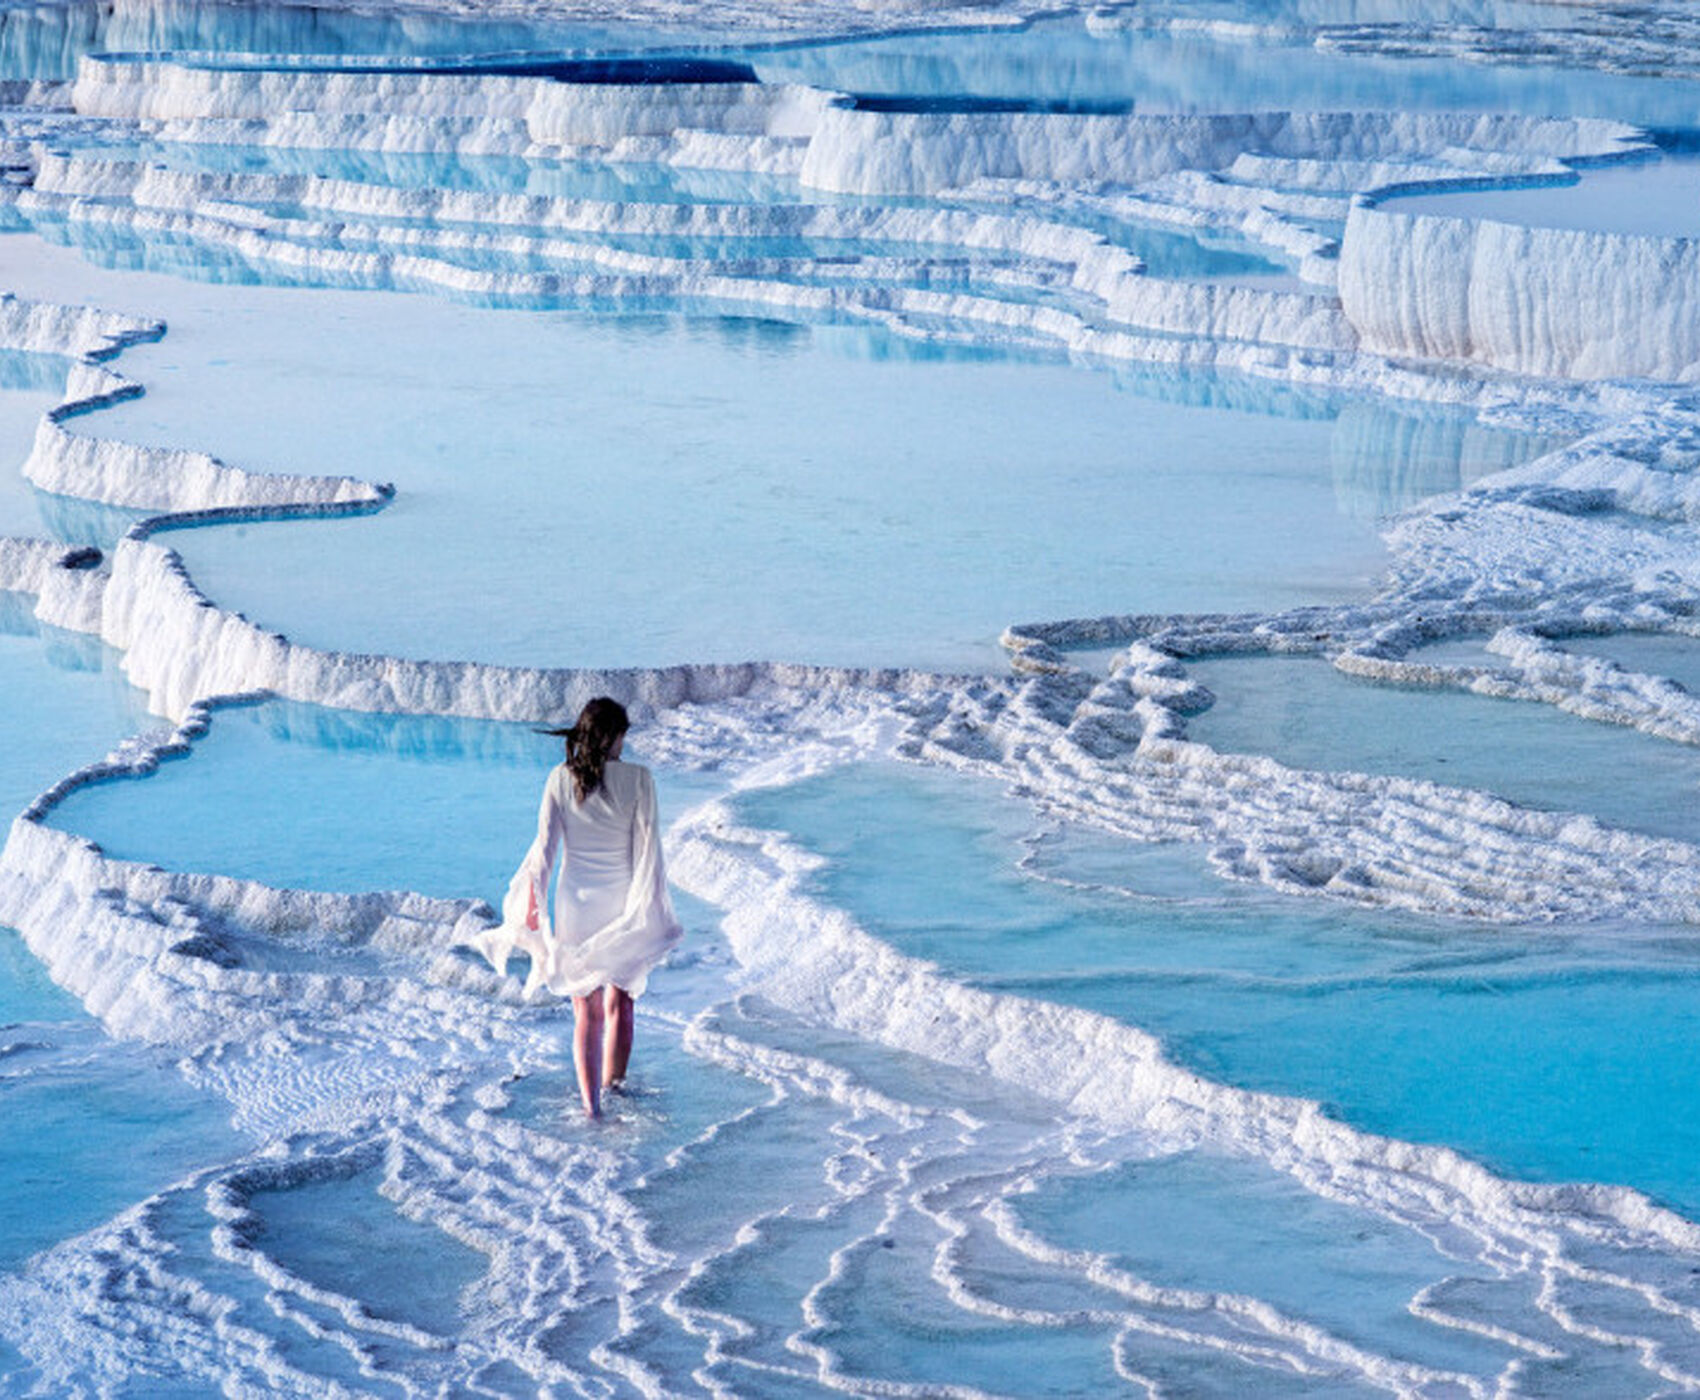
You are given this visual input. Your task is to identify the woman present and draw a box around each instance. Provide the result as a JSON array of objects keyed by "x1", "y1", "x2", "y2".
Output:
[{"x1": 481, "y1": 697, "x2": 682, "y2": 1118}]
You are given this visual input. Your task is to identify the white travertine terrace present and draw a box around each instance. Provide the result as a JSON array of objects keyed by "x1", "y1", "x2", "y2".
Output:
[{"x1": 6, "y1": 11, "x2": 1700, "y2": 1386}]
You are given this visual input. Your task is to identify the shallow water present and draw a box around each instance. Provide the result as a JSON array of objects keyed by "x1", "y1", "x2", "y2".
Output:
[
  {"x1": 45, "y1": 695, "x2": 722, "y2": 900},
  {"x1": 734, "y1": 761, "x2": 1700, "y2": 1214},
  {"x1": 0, "y1": 603, "x2": 156, "y2": 823},
  {"x1": 0, "y1": 920, "x2": 243, "y2": 1271},
  {"x1": 1186, "y1": 652, "x2": 1700, "y2": 844},
  {"x1": 1555, "y1": 630, "x2": 1700, "y2": 695},
  {"x1": 5, "y1": 0, "x2": 1700, "y2": 1393},
  {"x1": 0, "y1": 349, "x2": 72, "y2": 542},
  {"x1": 1383, "y1": 153, "x2": 1700, "y2": 237},
  {"x1": 1018, "y1": 1151, "x2": 1510, "y2": 1378},
  {"x1": 87, "y1": 277, "x2": 1402, "y2": 669},
  {"x1": 0, "y1": 1019, "x2": 241, "y2": 1271}
]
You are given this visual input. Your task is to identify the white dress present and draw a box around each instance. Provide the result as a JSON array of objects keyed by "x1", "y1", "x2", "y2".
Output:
[{"x1": 479, "y1": 759, "x2": 682, "y2": 999}]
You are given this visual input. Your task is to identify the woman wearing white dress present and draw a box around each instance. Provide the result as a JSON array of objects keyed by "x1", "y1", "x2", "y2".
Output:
[{"x1": 484, "y1": 697, "x2": 682, "y2": 1118}]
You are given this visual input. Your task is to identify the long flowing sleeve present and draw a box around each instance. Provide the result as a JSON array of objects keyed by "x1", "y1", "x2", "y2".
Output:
[{"x1": 473, "y1": 768, "x2": 564, "y2": 986}]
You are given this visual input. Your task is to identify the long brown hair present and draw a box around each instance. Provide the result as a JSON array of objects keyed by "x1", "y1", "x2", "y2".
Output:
[{"x1": 550, "y1": 696, "x2": 629, "y2": 802}]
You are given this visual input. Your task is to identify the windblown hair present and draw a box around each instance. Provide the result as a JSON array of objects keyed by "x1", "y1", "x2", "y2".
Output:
[{"x1": 552, "y1": 696, "x2": 629, "y2": 802}]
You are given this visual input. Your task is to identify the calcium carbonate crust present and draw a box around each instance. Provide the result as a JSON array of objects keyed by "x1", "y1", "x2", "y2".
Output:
[{"x1": 5, "y1": 6, "x2": 1700, "y2": 1393}]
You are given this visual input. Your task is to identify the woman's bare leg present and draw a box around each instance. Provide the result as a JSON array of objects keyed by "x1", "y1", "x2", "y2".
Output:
[
  {"x1": 572, "y1": 991, "x2": 605, "y2": 1118},
  {"x1": 602, "y1": 985, "x2": 634, "y2": 1088}
]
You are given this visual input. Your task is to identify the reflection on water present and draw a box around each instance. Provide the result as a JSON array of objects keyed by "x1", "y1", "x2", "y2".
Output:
[
  {"x1": 251, "y1": 696, "x2": 554, "y2": 766},
  {"x1": 28, "y1": 489, "x2": 150, "y2": 549},
  {"x1": 0, "y1": 348, "x2": 71, "y2": 395},
  {"x1": 6, "y1": 0, "x2": 1700, "y2": 125},
  {"x1": 0, "y1": 600, "x2": 157, "y2": 822},
  {"x1": 1382, "y1": 153, "x2": 1700, "y2": 239},
  {"x1": 1329, "y1": 398, "x2": 1567, "y2": 517},
  {"x1": 751, "y1": 16, "x2": 1700, "y2": 122},
  {"x1": 43, "y1": 695, "x2": 709, "y2": 900}
]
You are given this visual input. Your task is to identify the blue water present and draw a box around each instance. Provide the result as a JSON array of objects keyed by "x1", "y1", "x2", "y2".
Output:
[
  {"x1": 45, "y1": 696, "x2": 719, "y2": 901},
  {"x1": 733, "y1": 763, "x2": 1700, "y2": 1215},
  {"x1": 0, "y1": 349, "x2": 71, "y2": 542},
  {"x1": 1555, "y1": 631, "x2": 1700, "y2": 695},
  {"x1": 57, "y1": 268, "x2": 1543, "y2": 671},
  {"x1": 0, "y1": 610, "x2": 236, "y2": 1269},
  {"x1": 6, "y1": 0, "x2": 1700, "y2": 1391},
  {"x1": 0, "y1": 601, "x2": 156, "y2": 823},
  {"x1": 1185, "y1": 653, "x2": 1700, "y2": 844},
  {"x1": 99, "y1": 291, "x2": 1397, "y2": 670},
  {"x1": 1382, "y1": 154, "x2": 1700, "y2": 238},
  {"x1": 1018, "y1": 1151, "x2": 1510, "y2": 1380},
  {"x1": 749, "y1": 15, "x2": 1700, "y2": 125},
  {"x1": 0, "y1": 926, "x2": 78, "y2": 1025},
  {"x1": 0, "y1": 1016, "x2": 241, "y2": 1270}
]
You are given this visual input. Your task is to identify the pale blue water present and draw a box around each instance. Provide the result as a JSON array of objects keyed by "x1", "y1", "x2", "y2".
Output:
[
  {"x1": 251, "y1": 1165, "x2": 487, "y2": 1336},
  {"x1": 1382, "y1": 153, "x2": 1700, "y2": 237},
  {"x1": 0, "y1": 925, "x2": 78, "y2": 1025},
  {"x1": 101, "y1": 293, "x2": 1400, "y2": 669},
  {"x1": 1186, "y1": 653, "x2": 1700, "y2": 844},
  {"x1": 0, "y1": 349, "x2": 73, "y2": 543},
  {"x1": 1018, "y1": 1151, "x2": 1509, "y2": 1379},
  {"x1": 754, "y1": 21, "x2": 1700, "y2": 125},
  {"x1": 0, "y1": 599, "x2": 156, "y2": 822},
  {"x1": 733, "y1": 763, "x2": 1700, "y2": 1215},
  {"x1": 0, "y1": 606, "x2": 239, "y2": 1270},
  {"x1": 6, "y1": 0, "x2": 1700, "y2": 1392},
  {"x1": 1556, "y1": 631, "x2": 1700, "y2": 695},
  {"x1": 64, "y1": 276, "x2": 1556, "y2": 669},
  {"x1": 0, "y1": 1015, "x2": 241, "y2": 1270},
  {"x1": 45, "y1": 697, "x2": 721, "y2": 900}
]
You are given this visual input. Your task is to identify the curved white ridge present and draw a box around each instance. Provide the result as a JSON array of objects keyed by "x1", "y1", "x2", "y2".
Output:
[
  {"x1": 1339, "y1": 626, "x2": 1700, "y2": 748},
  {"x1": 0, "y1": 289, "x2": 381, "y2": 515},
  {"x1": 0, "y1": 288, "x2": 161, "y2": 359},
  {"x1": 1340, "y1": 199, "x2": 1700, "y2": 381},
  {"x1": 92, "y1": 533, "x2": 964, "y2": 724},
  {"x1": 25, "y1": 416, "x2": 390, "y2": 514},
  {"x1": 919, "y1": 659, "x2": 1700, "y2": 926},
  {"x1": 1224, "y1": 148, "x2": 1573, "y2": 195}
]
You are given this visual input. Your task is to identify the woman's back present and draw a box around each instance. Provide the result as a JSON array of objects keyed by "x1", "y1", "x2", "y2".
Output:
[
  {"x1": 554, "y1": 758, "x2": 646, "y2": 939},
  {"x1": 482, "y1": 696, "x2": 681, "y2": 1117}
]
